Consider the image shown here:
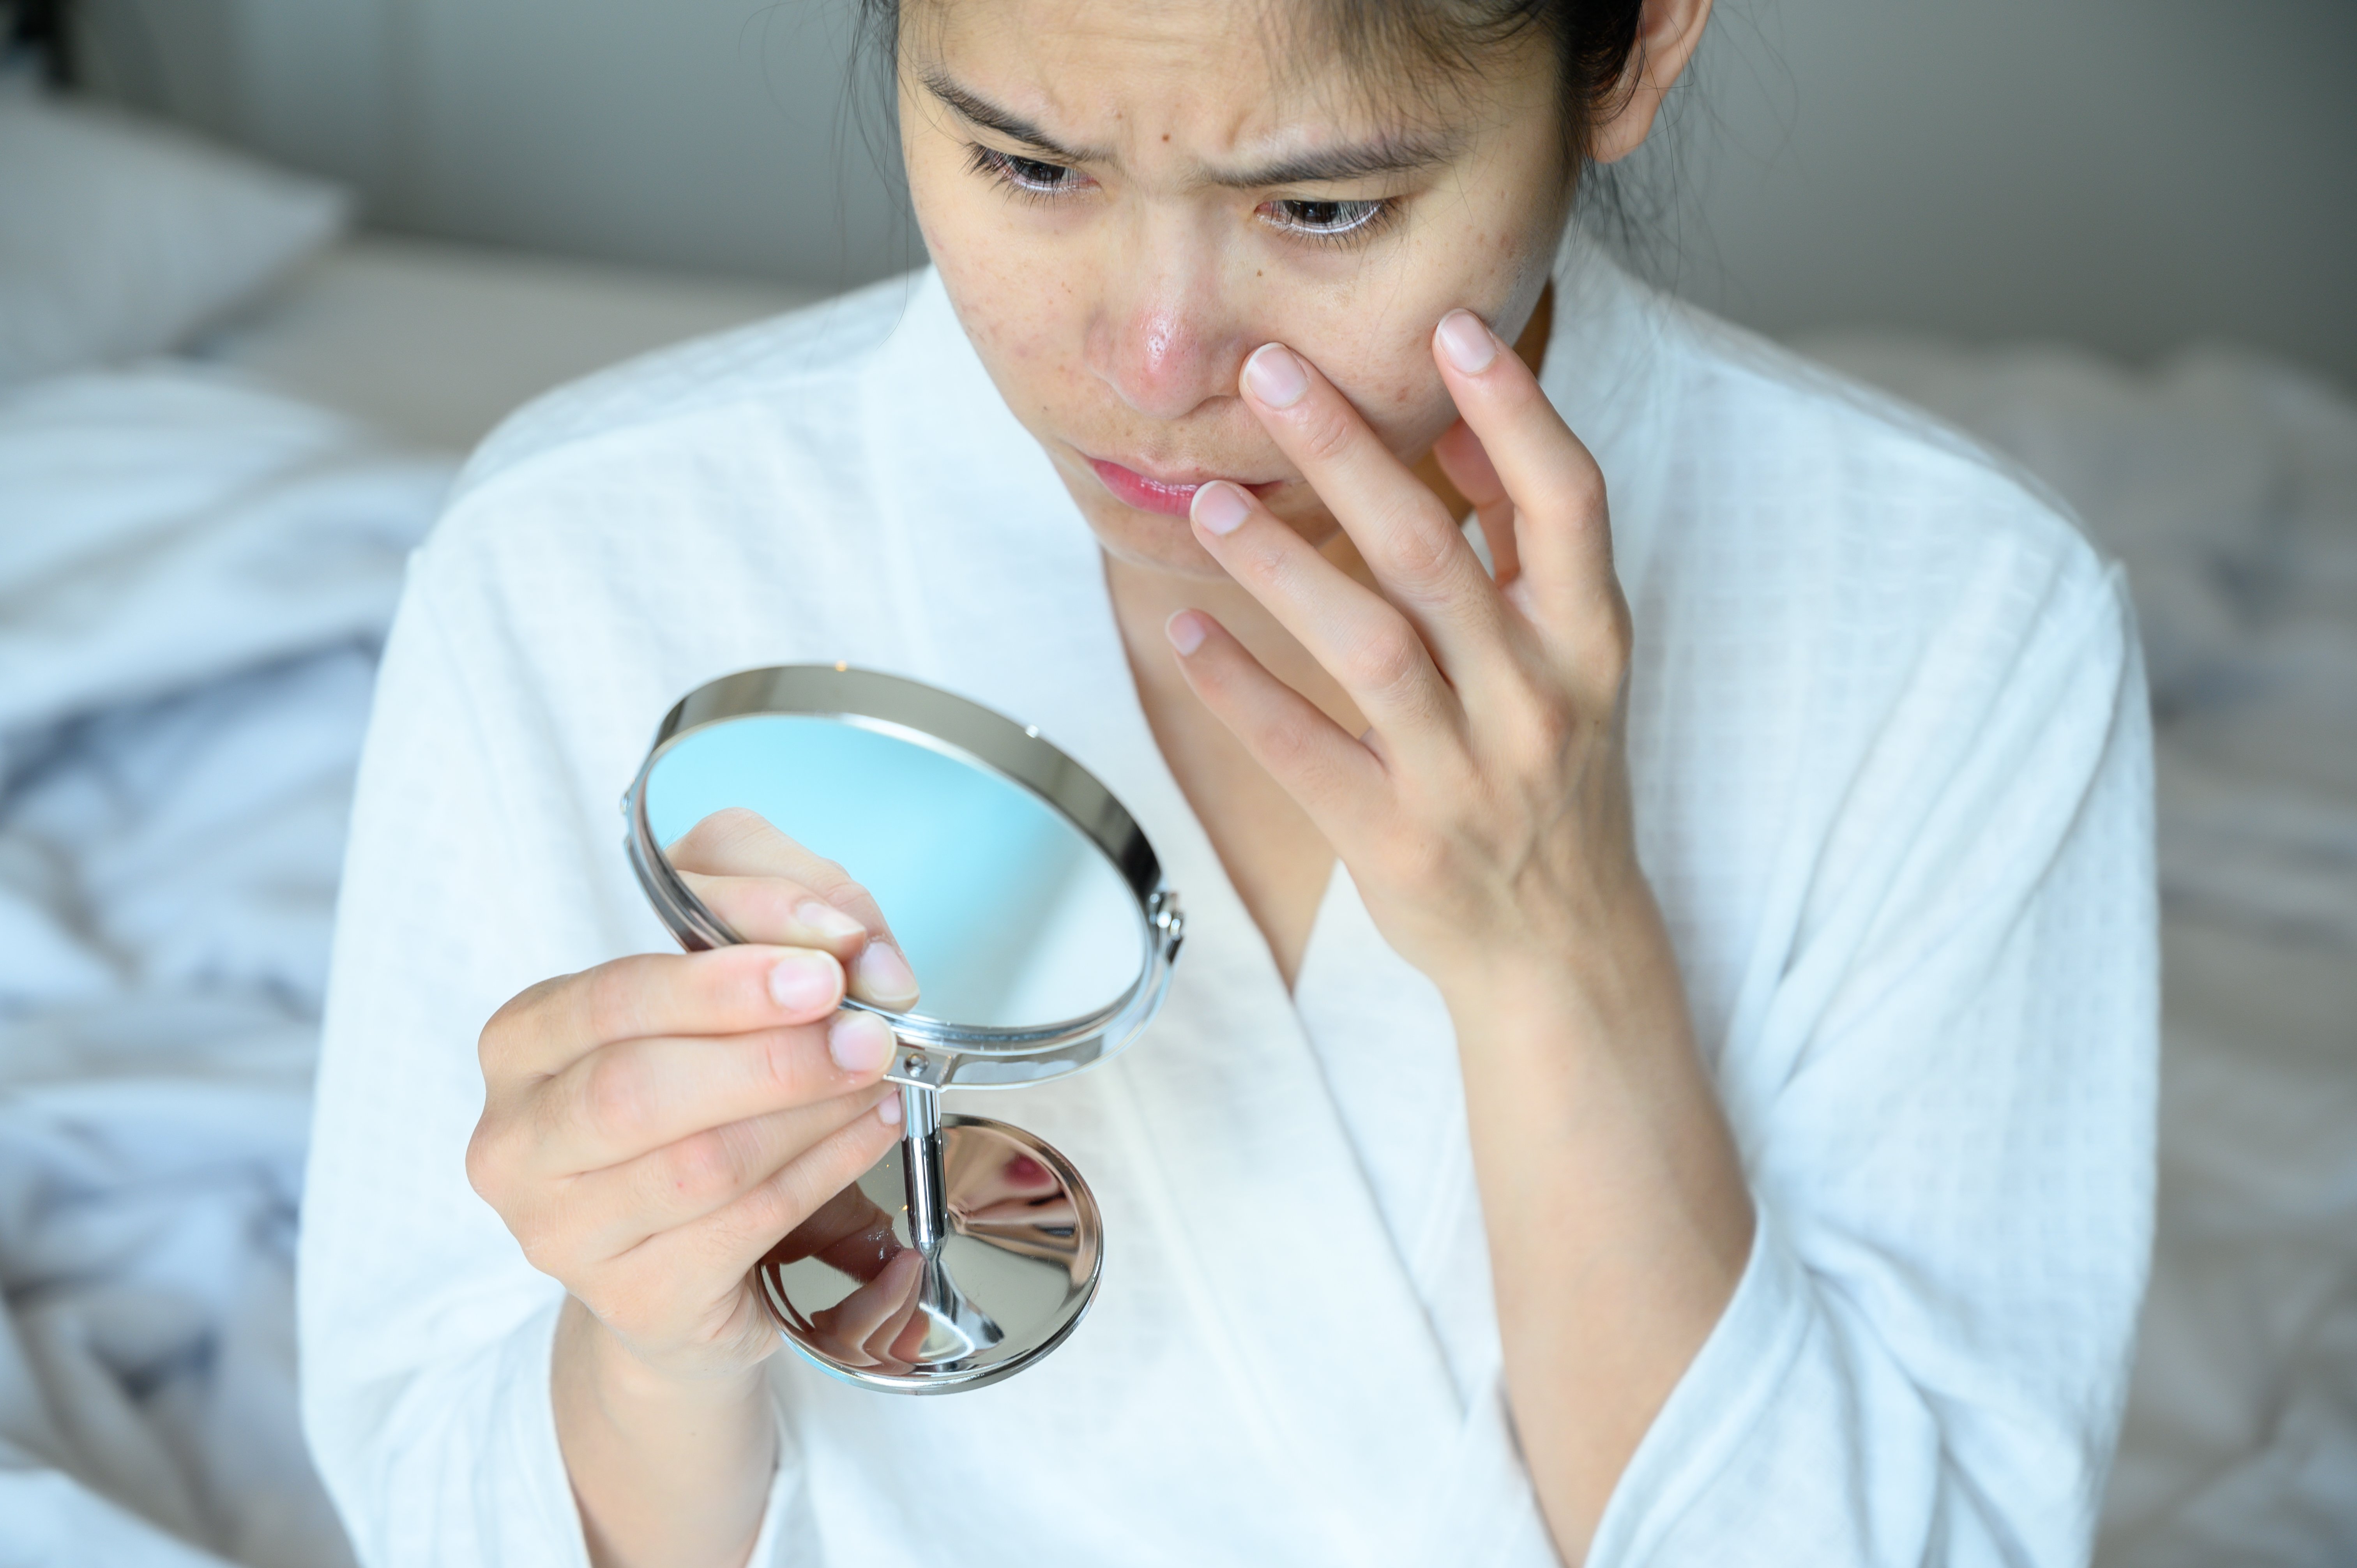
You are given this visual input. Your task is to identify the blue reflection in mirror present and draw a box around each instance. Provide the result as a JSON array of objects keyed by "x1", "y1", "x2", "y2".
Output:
[{"x1": 645, "y1": 715, "x2": 1143, "y2": 1031}]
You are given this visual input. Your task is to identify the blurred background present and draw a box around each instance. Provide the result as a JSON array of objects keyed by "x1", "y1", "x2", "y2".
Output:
[
  {"x1": 57, "y1": 0, "x2": 2357, "y2": 380},
  {"x1": 2, "y1": 4, "x2": 2353, "y2": 1568}
]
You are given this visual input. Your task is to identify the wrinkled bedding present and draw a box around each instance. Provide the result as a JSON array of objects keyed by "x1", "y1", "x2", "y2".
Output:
[
  {"x1": 0, "y1": 323, "x2": 2350, "y2": 1567},
  {"x1": 0, "y1": 363, "x2": 451, "y2": 1567}
]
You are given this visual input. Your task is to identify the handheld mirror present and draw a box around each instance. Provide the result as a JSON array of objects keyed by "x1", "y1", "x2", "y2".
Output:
[{"x1": 624, "y1": 666, "x2": 1184, "y2": 1392}]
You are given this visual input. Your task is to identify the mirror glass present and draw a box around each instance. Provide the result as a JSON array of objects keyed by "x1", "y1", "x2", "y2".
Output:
[{"x1": 644, "y1": 715, "x2": 1145, "y2": 1031}]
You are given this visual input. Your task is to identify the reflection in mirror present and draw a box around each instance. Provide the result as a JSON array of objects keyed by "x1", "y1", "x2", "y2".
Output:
[
  {"x1": 644, "y1": 715, "x2": 1144, "y2": 1031},
  {"x1": 756, "y1": 1117, "x2": 1099, "y2": 1387}
]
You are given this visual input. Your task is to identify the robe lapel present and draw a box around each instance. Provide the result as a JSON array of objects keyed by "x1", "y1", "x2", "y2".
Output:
[{"x1": 860, "y1": 276, "x2": 1475, "y2": 1539}]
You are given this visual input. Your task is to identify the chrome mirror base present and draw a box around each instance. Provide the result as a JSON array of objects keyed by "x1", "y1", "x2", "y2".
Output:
[{"x1": 754, "y1": 1103, "x2": 1102, "y2": 1393}]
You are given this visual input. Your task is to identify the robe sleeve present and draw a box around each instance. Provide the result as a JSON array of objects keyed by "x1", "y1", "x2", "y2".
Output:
[
  {"x1": 1590, "y1": 563, "x2": 2158, "y2": 1567},
  {"x1": 293, "y1": 538, "x2": 806, "y2": 1566}
]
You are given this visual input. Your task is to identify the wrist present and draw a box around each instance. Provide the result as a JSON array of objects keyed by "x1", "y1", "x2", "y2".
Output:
[
  {"x1": 564, "y1": 1296, "x2": 772, "y2": 1415},
  {"x1": 555, "y1": 1298, "x2": 779, "y2": 1568},
  {"x1": 1438, "y1": 900, "x2": 1692, "y2": 1072}
]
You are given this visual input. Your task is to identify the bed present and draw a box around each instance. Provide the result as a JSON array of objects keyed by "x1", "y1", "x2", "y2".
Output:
[{"x1": 2, "y1": 85, "x2": 2351, "y2": 1568}]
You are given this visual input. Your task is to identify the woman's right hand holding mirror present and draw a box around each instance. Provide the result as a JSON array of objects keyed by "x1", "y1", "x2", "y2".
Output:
[{"x1": 465, "y1": 809, "x2": 918, "y2": 1566}]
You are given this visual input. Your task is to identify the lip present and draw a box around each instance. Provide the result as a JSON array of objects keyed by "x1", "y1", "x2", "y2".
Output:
[{"x1": 1087, "y1": 457, "x2": 1279, "y2": 518}]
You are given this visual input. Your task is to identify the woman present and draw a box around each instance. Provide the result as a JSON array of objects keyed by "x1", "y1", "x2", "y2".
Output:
[{"x1": 298, "y1": 0, "x2": 2156, "y2": 1563}]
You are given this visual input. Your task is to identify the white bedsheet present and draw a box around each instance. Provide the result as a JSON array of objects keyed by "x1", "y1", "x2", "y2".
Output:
[{"x1": 0, "y1": 363, "x2": 453, "y2": 1568}]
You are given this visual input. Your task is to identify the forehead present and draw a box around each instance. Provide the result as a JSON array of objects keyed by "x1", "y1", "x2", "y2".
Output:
[{"x1": 908, "y1": 0, "x2": 1487, "y2": 155}]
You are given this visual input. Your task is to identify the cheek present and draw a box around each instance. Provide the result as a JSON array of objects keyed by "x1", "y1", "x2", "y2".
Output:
[
  {"x1": 1277, "y1": 216, "x2": 1552, "y2": 454},
  {"x1": 912, "y1": 185, "x2": 1097, "y2": 420},
  {"x1": 1303, "y1": 318, "x2": 1460, "y2": 455}
]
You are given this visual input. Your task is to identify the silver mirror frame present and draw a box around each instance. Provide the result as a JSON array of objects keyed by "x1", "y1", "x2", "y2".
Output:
[{"x1": 622, "y1": 664, "x2": 1186, "y2": 1090}]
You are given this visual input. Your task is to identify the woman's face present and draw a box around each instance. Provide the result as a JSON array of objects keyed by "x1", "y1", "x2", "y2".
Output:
[{"x1": 898, "y1": 0, "x2": 1573, "y2": 577}]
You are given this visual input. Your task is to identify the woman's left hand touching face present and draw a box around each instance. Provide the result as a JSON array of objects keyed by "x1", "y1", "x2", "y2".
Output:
[{"x1": 1168, "y1": 310, "x2": 1648, "y2": 1007}]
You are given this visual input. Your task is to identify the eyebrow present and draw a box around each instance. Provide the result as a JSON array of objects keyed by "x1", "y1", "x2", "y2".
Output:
[{"x1": 920, "y1": 71, "x2": 1460, "y2": 189}]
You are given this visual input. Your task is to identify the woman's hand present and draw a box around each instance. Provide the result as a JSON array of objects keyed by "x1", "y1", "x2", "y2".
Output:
[
  {"x1": 468, "y1": 808, "x2": 916, "y2": 1383},
  {"x1": 1167, "y1": 311, "x2": 1641, "y2": 1008},
  {"x1": 1169, "y1": 313, "x2": 1755, "y2": 1563},
  {"x1": 465, "y1": 809, "x2": 920, "y2": 1568}
]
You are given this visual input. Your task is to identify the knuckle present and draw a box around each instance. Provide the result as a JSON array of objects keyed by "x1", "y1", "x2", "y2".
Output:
[
  {"x1": 579, "y1": 961, "x2": 646, "y2": 1045},
  {"x1": 479, "y1": 978, "x2": 557, "y2": 1072},
  {"x1": 579, "y1": 1051, "x2": 653, "y2": 1142},
  {"x1": 1295, "y1": 404, "x2": 1358, "y2": 466},
  {"x1": 1343, "y1": 622, "x2": 1423, "y2": 697},
  {"x1": 749, "y1": 1028, "x2": 818, "y2": 1102},
  {"x1": 1581, "y1": 602, "x2": 1634, "y2": 691},
  {"x1": 1389, "y1": 518, "x2": 1459, "y2": 592},
  {"x1": 463, "y1": 1119, "x2": 505, "y2": 1203},
  {"x1": 656, "y1": 1128, "x2": 745, "y2": 1206},
  {"x1": 512, "y1": 1218, "x2": 567, "y2": 1278},
  {"x1": 1514, "y1": 689, "x2": 1577, "y2": 760},
  {"x1": 1564, "y1": 461, "x2": 1609, "y2": 519}
]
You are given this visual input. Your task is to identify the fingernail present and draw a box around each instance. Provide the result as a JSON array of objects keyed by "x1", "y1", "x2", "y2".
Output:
[
  {"x1": 1436, "y1": 310, "x2": 1497, "y2": 374},
  {"x1": 1166, "y1": 610, "x2": 1208, "y2": 656},
  {"x1": 1191, "y1": 480, "x2": 1250, "y2": 537},
  {"x1": 767, "y1": 949, "x2": 842, "y2": 1013},
  {"x1": 828, "y1": 1011, "x2": 894, "y2": 1074},
  {"x1": 878, "y1": 1092, "x2": 903, "y2": 1127},
  {"x1": 1243, "y1": 343, "x2": 1308, "y2": 409},
  {"x1": 796, "y1": 899, "x2": 869, "y2": 943},
  {"x1": 853, "y1": 941, "x2": 919, "y2": 1008}
]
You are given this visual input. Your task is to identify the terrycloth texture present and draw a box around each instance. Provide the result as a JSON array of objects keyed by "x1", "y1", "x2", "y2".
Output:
[
  {"x1": 1797, "y1": 333, "x2": 2357, "y2": 1568},
  {"x1": 300, "y1": 254, "x2": 2156, "y2": 1568},
  {"x1": 0, "y1": 364, "x2": 452, "y2": 1567}
]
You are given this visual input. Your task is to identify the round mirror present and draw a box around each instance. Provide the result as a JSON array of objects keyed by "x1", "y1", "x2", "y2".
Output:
[
  {"x1": 620, "y1": 666, "x2": 1184, "y2": 1392},
  {"x1": 625, "y1": 666, "x2": 1183, "y2": 1087}
]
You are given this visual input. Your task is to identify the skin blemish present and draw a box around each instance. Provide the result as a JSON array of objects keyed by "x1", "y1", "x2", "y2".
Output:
[{"x1": 899, "y1": 0, "x2": 1569, "y2": 576}]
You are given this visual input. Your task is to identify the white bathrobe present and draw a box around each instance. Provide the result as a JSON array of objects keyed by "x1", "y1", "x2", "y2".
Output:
[{"x1": 298, "y1": 249, "x2": 2156, "y2": 1567}]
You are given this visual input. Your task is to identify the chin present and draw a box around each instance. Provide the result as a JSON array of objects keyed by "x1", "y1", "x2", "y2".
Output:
[{"x1": 1057, "y1": 476, "x2": 1234, "y2": 578}]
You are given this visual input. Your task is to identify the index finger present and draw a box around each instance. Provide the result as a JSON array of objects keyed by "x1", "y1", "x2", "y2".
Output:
[
  {"x1": 485, "y1": 944, "x2": 842, "y2": 1081},
  {"x1": 1237, "y1": 343, "x2": 1510, "y2": 675}
]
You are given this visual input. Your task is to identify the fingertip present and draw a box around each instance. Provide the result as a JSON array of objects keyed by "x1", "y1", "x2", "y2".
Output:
[
  {"x1": 1165, "y1": 609, "x2": 1210, "y2": 657},
  {"x1": 795, "y1": 898, "x2": 870, "y2": 948},
  {"x1": 876, "y1": 1089, "x2": 903, "y2": 1127},
  {"x1": 826, "y1": 1009, "x2": 895, "y2": 1075},
  {"x1": 766, "y1": 948, "x2": 846, "y2": 1017},
  {"x1": 1242, "y1": 343, "x2": 1309, "y2": 409},
  {"x1": 850, "y1": 940, "x2": 919, "y2": 1011},
  {"x1": 1190, "y1": 479, "x2": 1251, "y2": 537},
  {"x1": 1435, "y1": 309, "x2": 1499, "y2": 376}
]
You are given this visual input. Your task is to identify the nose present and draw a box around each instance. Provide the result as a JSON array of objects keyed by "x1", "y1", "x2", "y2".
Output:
[{"x1": 1083, "y1": 237, "x2": 1249, "y2": 423}]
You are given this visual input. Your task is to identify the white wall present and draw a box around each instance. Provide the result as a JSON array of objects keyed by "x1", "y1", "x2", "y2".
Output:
[{"x1": 75, "y1": 0, "x2": 2357, "y2": 379}]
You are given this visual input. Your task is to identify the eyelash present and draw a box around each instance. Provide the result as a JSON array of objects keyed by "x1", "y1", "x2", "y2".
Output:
[{"x1": 964, "y1": 144, "x2": 1401, "y2": 248}]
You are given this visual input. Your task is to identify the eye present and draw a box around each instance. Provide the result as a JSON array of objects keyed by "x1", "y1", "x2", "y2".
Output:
[
  {"x1": 1260, "y1": 197, "x2": 1394, "y2": 240},
  {"x1": 969, "y1": 145, "x2": 1089, "y2": 198}
]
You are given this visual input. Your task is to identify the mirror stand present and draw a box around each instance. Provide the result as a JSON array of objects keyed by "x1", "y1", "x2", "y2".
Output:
[
  {"x1": 752, "y1": 1060, "x2": 1104, "y2": 1393},
  {"x1": 627, "y1": 666, "x2": 1175, "y2": 1394}
]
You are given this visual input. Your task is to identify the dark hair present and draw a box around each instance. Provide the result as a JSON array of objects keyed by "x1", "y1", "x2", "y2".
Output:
[
  {"x1": 1299, "y1": 0, "x2": 1648, "y2": 172},
  {"x1": 858, "y1": 0, "x2": 1649, "y2": 180}
]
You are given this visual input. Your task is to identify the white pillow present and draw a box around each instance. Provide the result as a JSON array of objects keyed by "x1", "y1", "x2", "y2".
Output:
[{"x1": 0, "y1": 88, "x2": 350, "y2": 387}]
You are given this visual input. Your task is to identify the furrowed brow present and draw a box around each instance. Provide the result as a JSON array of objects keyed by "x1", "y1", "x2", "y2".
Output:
[
  {"x1": 1205, "y1": 133, "x2": 1461, "y2": 190},
  {"x1": 922, "y1": 72, "x2": 1108, "y2": 165}
]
